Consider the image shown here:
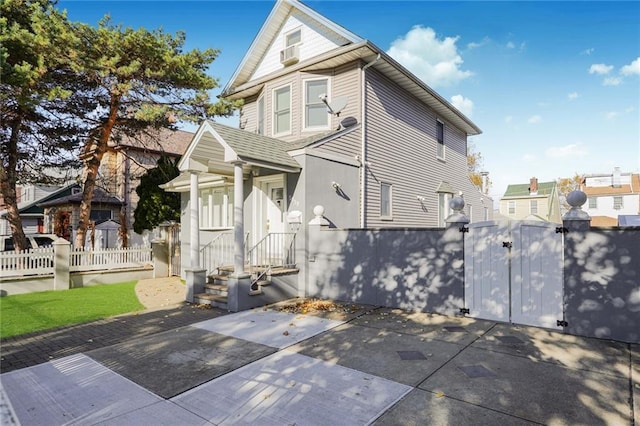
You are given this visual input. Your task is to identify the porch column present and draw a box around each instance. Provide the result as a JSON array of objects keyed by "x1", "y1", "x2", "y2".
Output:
[
  {"x1": 233, "y1": 161, "x2": 245, "y2": 274},
  {"x1": 189, "y1": 170, "x2": 201, "y2": 269}
]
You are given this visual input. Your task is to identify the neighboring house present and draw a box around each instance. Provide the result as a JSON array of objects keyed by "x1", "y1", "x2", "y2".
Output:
[
  {"x1": 581, "y1": 167, "x2": 640, "y2": 227},
  {"x1": 38, "y1": 186, "x2": 123, "y2": 244},
  {"x1": 0, "y1": 184, "x2": 78, "y2": 235},
  {"x1": 166, "y1": 0, "x2": 492, "y2": 292},
  {"x1": 499, "y1": 177, "x2": 561, "y2": 223},
  {"x1": 80, "y1": 127, "x2": 193, "y2": 245}
]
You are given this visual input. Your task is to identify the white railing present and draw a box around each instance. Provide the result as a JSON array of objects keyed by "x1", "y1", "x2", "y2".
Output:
[
  {"x1": 247, "y1": 232, "x2": 296, "y2": 280},
  {"x1": 70, "y1": 246, "x2": 152, "y2": 272},
  {"x1": 0, "y1": 247, "x2": 54, "y2": 278},
  {"x1": 200, "y1": 232, "x2": 249, "y2": 275}
]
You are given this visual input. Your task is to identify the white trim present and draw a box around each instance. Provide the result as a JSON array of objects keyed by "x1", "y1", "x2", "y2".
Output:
[
  {"x1": 302, "y1": 77, "x2": 331, "y2": 131},
  {"x1": 284, "y1": 26, "x2": 302, "y2": 48},
  {"x1": 287, "y1": 148, "x2": 360, "y2": 167},
  {"x1": 272, "y1": 84, "x2": 293, "y2": 137}
]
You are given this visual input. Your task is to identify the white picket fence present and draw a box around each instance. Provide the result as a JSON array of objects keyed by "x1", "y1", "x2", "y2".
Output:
[
  {"x1": 0, "y1": 247, "x2": 54, "y2": 277},
  {"x1": 0, "y1": 246, "x2": 152, "y2": 278}
]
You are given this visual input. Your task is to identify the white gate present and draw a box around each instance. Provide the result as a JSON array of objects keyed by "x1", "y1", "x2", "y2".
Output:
[{"x1": 464, "y1": 220, "x2": 564, "y2": 329}]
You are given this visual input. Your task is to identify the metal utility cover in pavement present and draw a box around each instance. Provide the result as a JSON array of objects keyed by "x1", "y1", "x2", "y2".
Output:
[
  {"x1": 458, "y1": 365, "x2": 497, "y2": 378},
  {"x1": 495, "y1": 335, "x2": 525, "y2": 344},
  {"x1": 397, "y1": 351, "x2": 428, "y2": 360},
  {"x1": 443, "y1": 326, "x2": 466, "y2": 333}
]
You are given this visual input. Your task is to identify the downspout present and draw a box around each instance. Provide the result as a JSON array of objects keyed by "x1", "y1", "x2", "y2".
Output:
[{"x1": 360, "y1": 53, "x2": 381, "y2": 228}]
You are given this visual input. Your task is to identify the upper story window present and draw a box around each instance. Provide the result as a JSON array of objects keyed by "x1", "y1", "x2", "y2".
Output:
[
  {"x1": 588, "y1": 197, "x2": 597, "y2": 209},
  {"x1": 508, "y1": 201, "x2": 516, "y2": 215},
  {"x1": 613, "y1": 196, "x2": 623, "y2": 210},
  {"x1": 380, "y1": 182, "x2": 392, "y2": 220},
  {"x1": 304, "y1": 79, "x2": 329, "y2": 130},
  {"x1": 285, "y1": 29, "x2": 301, "y2": 47},
  {"x1": 257, "y1": 95, "x2": 265, "y2": 135},
  {"x1": 436, "y1": 120, "x2": 445, "y2": 159},
  {"x1": 273, "y1": 85, "x2": 291, "y2": 136},
  {"x1": 530, "y1": 200, "x2": 538, "y2": 214}
]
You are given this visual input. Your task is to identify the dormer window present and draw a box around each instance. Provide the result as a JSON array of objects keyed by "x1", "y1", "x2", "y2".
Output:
[{"x1": 281, "y1": 28, "x2": 301, "y2": 66}]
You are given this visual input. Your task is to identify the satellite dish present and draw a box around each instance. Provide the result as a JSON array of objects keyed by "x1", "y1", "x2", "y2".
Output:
[{"x1": 319, "y1": 95, "x2": 348, "y2": 117}]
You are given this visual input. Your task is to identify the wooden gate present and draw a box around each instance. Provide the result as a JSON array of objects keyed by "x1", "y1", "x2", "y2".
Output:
[{"x1": 464, "y1": 220, "x2": 564, "y2": 329}]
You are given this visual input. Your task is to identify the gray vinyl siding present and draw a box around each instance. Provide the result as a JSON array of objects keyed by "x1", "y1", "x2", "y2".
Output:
[
  {"x1": 313, "y1": 126, "x2": 361, "y2": 158},
  {"x1": 364, "y1": 68, "x2": 488, "y2": 227},
  {"x1": 236, "y1": 61, "x2": 361, "y2": 144}
]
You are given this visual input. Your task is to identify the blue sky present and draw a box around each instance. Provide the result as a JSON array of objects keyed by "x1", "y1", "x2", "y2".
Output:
[{"x1": 58, "y1": 1, "x2": 640, "y2": 203}]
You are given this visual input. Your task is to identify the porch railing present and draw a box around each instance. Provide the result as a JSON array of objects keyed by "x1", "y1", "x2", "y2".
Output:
[
  {"x1": 246, "y1": 232, "x2": 296, "y2": 285},
  {"x1": 200, "y1": 231, "x2": 249, "y2": 275}
]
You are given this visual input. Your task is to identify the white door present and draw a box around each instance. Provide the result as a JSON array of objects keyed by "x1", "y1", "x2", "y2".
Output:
[
  {"x1": 464, "y1": 221, "x2": 511, "y2": 322},
  {"x1": 511, "y1": 221, "x2": 563, "y2": 329},
  {"x1": 253, "y1": 175, "x2": 285, "y2": 243}
]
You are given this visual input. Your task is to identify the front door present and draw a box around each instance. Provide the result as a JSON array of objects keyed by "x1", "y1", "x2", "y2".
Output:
[{"x1": 253, "y1": 175, "x2": 286, "y2": 244}]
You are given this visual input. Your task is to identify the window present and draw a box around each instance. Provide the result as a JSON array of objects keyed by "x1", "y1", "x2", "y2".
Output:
[
  {"x1": 613, "y1": 196, "x2": 623, "y2": 210},
  {"x1": 200, "y1": 186, "x2": 234, "y2": 228},
  {"x1": 90, "y1": 210, "x2": 112, "y2": 222},
  {"x1": 273, "y1": 85, "x2": 291, "y2": 135},
  {"x1": 285, "y1": 29, "x2": 301, "y2": 47},
  {"x1": 257, "y1": 96, "x2": 265, "y2": 135},
  {"x1": 508, "y1": 201, "x2": 515, "y2": 215},
  {"x1": 380, "y1": 183, "x2": 392, "y2": 219},
  {"x1": 588, "y1": 197, "x2": 597, "y2": 209},
  {"x1": 438, "y1": 192, "x2": 452, "y2": 227},
  {"x1": 530, "y1": 200, "x2": 538, "y2": 214},
  {"x1": 304, "y1": 79, "x2": 329, "y2": 129},
  {"x1": 436, "y1": 120, "x2": 445, "y2": 159}
]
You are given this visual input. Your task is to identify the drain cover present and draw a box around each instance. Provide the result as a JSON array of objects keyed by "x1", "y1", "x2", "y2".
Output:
[
  {"x1": 397, "y1": 351, "x2": 427, "y2": 360},
  {"x1": 496, "y1": 335, "x2": 524, "y2": 344},
  {"x1": 443, "y1": 326, "x2": 466, "y2": 333},
  {"x1": 458, "y1": 365, "x2": 496, "y2": 378}
]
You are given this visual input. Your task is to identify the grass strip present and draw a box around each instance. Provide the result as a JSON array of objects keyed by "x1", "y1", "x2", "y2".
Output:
[{"x1": 0, "y1": 281, "x2": 144, "y2": 339}]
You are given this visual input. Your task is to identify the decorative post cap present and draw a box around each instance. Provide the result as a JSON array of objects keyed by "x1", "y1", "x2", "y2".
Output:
[
  {"x1": 563, "y1": 189, "x2": 590, "y2": 221},
  {"x1": 309, "y1": 205, "x2": 329, "y2": 226},
  {"x1": 446, "y1": 194, "x2": 470, "y2": 224}
]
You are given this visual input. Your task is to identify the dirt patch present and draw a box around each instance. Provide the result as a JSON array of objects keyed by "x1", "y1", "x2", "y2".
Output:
[
  {"x1": 135, "y1": 277, "x2": 186, "y2": 310},
  {"x1": 273, "y1": 298, "x2": 362, "y2": 315}
]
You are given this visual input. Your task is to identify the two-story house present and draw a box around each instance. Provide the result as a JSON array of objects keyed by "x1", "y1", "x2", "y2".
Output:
[
  {"x1": 499, "y1": 177, "x2": 561, "y2": 223},
  {"x1": 581, "y1": 167, "x2": 640, "y2": 227},
  {"x1": 166, "y1": 0, "x2": 492, "y2": 306}
]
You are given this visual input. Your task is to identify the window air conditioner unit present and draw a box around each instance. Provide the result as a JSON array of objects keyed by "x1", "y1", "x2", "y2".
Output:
[{"x1": 280, "y1": 45, "x2": 299, "y2": 66}]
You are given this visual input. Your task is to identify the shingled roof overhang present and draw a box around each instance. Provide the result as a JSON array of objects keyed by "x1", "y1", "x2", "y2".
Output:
[
  {"x1": 223, "y1": 41, "x2": 481, "y2": 137},
  {"x1": 178, "y1": 121, "x2": 301, "y2": 176}
]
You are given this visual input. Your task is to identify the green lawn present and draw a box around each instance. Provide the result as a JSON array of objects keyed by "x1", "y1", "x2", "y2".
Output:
[{"x1": 0, "y1": 281, "x2": 145, "y2": 339}]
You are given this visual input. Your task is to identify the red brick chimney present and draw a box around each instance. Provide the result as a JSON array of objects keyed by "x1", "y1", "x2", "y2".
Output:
[{"x1": 529, "y1": 177, "x2": 538, "y2": 194}]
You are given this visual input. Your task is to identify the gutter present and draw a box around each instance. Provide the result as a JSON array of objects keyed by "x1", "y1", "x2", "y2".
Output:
[{"x1": 360, "y1": 53, "x2": 381, "y2": 228}]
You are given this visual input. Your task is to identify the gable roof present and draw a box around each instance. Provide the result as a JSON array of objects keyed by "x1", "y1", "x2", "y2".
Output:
[
  {"x1": 109, "y1": 128, "x2": 194, "y2": 156},
  {"x1": 0, "y1": 183, "x2": 81, "y2": 219},
  {"x1": 221, "y1": 0, "x2": 481, "y2": 136},
  {"x1": 503, "y1": 181, "x2": 557, "y2": 198},
  {"x1": 38, "y1": 187, "x2": 122, "y2": 208},
  {"x1": 178, "y1": 121, "x2": 300, "y2": 174}
]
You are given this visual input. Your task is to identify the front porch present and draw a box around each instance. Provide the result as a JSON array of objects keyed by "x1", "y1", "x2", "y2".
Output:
[{"x1": 162, "y1": 121, "x2": 303, "y2": 311}]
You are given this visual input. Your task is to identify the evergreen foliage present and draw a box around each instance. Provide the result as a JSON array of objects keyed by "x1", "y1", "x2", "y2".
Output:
[{"x1": 133, "y1": 156, "x2": 181, "y2": 234}]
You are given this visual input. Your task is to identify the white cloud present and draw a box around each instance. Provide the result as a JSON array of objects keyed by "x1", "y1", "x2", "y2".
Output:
[
  {"x1": 603, "y1": 76, "x2": 623, "y2": 86},
  {"x1": 581, "y1": 48, "x2": 595, "y2": 56},
  {"x1": 568, "y1": 92, "x2": 579, "y2": 100},
  {"x1": 504, "y1": 115, "x2": 513, "y2": 124},
  {"x1": 450, "y1": 95, "x2": 474, "y2": 117},
  {"x1": 467, "y1": 36, "x2": 490, "y2": 50},
  {"x1": 545, "y1": 144, "x2": 588, "y2": 158},
  {"x1": 625, "y1": 106, "x2": 636, "y2": 113},
  {"x1": 589, "y1": 63, "x2": 613, "y2": 75},
  {"x1": 605, "y1": 111, "x2": 619, "y2": 120},
  {"x1": 620, "y1": 57, "x2": 640, "y2": 76},
  {"x1": 506, "y1": 41, "x2": 515, "y2": 49},
  {"x1": 387, "y1": 26, "x2": 473, "y2": 88},
  {"x1": 528, "y1": 115, "x2": 542, "y2": 124}
]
